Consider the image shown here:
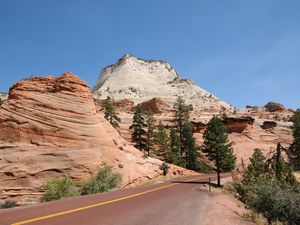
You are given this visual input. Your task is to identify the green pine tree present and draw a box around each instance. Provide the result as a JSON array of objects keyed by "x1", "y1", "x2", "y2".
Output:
[
  {"x1": 244, "y1": 148, "x2": 266, "y2": 183},
  {"x1": 267, "y1": 143, "x2": 298, "y2": 185},
  {"x1": 154, "y1": 122, "x2": 170, "y2": 159},
  {"x1": 129, "y1": 106, "x2": 147, "y2": 153},
  {"x1": 166, "y1": 128, "x2": 185, "y2": 167},
  {"x1": 181, "y1": 122, "x2": 200, "y2": 170},
  {"x1": 173, "y1": 96, "x2": 193, "y2": 156},
  {"x1": 290, "y1": 110, "x2": 300, "y2": 170},
  {"x1": 103, "y1": 96, "x2": 121, "y2": 128},
  {"x1": 144, "y1": 110, "x2": 156, "y2": 156},
  {"x1": 203, "y1": 116, "x2": 236, "y2": 186}
]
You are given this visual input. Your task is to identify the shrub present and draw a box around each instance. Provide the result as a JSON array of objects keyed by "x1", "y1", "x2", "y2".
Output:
[
  {"x1": 159, "y1": 162, "x2": 169, "y2": 176},
  {"x1": 235, "y1": 171, "x2": 300, "y2": 225},
  {"x1": 240, "y1": 177, "x2": 300, "y2": 225},
  {"x1": 195, "y1": 161, "x2": 212, "y2": 173},
  {"x1": 81, "y1": 165, "x2": 122, "y2": 195},
  {"x1": 1, "y1": 199, "x2": 16, "y2": 209},
  {"x1": 234, "y1": 148, "x2": 300, "y2": 225},
  {"x1": 42, "y1": 177, "x2": 79, "y2": 202}
]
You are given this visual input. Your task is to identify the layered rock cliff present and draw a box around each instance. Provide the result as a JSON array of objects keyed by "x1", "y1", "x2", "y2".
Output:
[
  {"x1": 0, "y1": 73, "x2": 195, "y2": 204},
  {"x1": 93, "y1": 54, "x2": 232, "y2": 112}
]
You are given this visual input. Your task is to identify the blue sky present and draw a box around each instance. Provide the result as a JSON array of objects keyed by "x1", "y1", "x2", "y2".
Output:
[{"x1": 0, "y1": 0, "x2": 299, "y2": 109}]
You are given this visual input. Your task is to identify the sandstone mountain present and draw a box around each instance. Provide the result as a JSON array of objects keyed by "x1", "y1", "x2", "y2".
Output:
[
  {"x1": 93, "y1": 54, "x2": 232, "y2": 112},
  {"x1": 92, "y1": 55, "x2": 293, "y2": 165},
  {"x1": 0, "y1": 73, "x2": 194, "y2": 204}
]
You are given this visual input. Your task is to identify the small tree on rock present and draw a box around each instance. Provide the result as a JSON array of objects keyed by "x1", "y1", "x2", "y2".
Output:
[
  {"x1": 103, "y1": 96, "x2": 121, "y2": 128},
  {"x1": 181, "y1": 122, "x2": 200, "y2": 170},
  {"x1": 130, "y1": 106, "x2": 147, "y2": 153},
  {"x1": 166, "y1": 128, "x2": 185, "y2": 167},
  {"x1": 244, "y1": 148, "x2": 266, "y2": 183},
  {"x1": 144, "y1": 110, "x2": 156, "y2": 156},
  {"x1": 203, "y1": 116, "x2": 236, "y2": 186},
  {"x1": 173, "y1": 96, "x2": 193, "y2": 156},
  {"x1": 154, "y1": 122, "x2": 170, "y2": 159}
]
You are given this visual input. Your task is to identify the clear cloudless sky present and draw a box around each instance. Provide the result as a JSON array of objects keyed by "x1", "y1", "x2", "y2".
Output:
[{"x1": 0, "y1": 0, "x2": 299, "y2": 109}]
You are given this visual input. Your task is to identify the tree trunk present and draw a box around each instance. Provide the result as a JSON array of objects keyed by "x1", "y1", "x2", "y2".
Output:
[
  {"x1": 217, "y1": 169, "x2": 221, "y2": 187},
  {"x1": 275, "y1": 143, "x2": 281, "y2": 179}
]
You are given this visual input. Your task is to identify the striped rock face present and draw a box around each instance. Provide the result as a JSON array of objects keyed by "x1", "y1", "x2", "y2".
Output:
[
  {"x1": 0, "y1": 72, "x2": 195, "y2": 204},
  {"x1": 0, "y1": 72, "x2": 100, "y2": 148}
]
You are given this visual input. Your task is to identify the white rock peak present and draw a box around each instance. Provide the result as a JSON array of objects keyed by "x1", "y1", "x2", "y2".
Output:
[{"x1": 93, "y1": 54, "x2": 232, "y2": 111}]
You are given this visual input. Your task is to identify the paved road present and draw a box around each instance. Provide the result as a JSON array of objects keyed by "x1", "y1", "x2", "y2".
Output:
[{"x1": 0, "y1": 174, "x2": 229, "y2": 225}]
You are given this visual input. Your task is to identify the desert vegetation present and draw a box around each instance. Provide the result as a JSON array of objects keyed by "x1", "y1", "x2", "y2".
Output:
[
  {"x1": 129, "y1": 96, "x2": 236, "y2": 175},
  {"x1": 231, "y1": 147, "x2": 300, "y2": 225},
  {"x1": 103, "y1": 96, "x2": 121, "y2": 128},
  {"x1": 81, "y1": 165, "x2": 122, "y2": 195},
  {"x1": 42, "y1": 177, "x2": 79, "y2": 202},
  {"x1": 0, "y1": 199, "x2": 16, "y2": 209},
  {"x1": 203, "y1": 116, "x2": 236, "y2": 186},
  {"x1": 130, "y1": 97, "x2": 200, "y2": 171},
  {"x1": 42, "y1": 165, "x2": 122, "y2": 202},
  {"x1": 226, "y1": 108, "x2": 300, "y2": 225}
]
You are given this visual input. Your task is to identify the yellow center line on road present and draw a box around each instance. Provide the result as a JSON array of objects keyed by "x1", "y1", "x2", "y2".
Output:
[{"x1": 12, "y1": 176, "x2": 206, "y2": 225}]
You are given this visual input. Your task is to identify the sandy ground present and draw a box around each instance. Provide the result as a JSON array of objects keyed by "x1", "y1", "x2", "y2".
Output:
[
  {"x1": 200, "y1": 191, "x2": 254, "y2": 225},
  {"x1": 196, "y1": 176, "x2": 255, "y2": 225}
]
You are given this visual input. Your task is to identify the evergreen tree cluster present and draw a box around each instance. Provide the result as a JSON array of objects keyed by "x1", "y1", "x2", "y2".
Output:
[
  {"x1": 129, "y1": 97, "x2": 200, "y2": 170},
  {"x1": 234, "y1": 148, "x2": 300, "y2": 225}
]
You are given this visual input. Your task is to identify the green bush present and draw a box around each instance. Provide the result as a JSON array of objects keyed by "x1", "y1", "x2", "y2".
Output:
[
  {"x1": 42, "y1": 177, "x2": 79, "y2": 202},
  {"x1": 240, "y1": 177, "x2": 300, "y2": 225},
  {"x1": 1, "y1": 199, "x2": 16, "y2": 209},
  {"x1": 234, "y1": 148, "x2": 300, "y2": 225},
  {"x1": 195, "y1": 161, "x2": 213, "y2": 173},
  {"x1": 159, "y1": 162, "x2": 169, "y2": 176},
  {"x1": 81, "y1": 165, "x2": 122, "y2": 195}
]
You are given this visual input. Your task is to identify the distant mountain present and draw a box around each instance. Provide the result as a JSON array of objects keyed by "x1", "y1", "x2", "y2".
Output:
[
  {"x1": 0, "y1": 92, "x2": 7, "y2": 101},
  {"x1": 93, "y1": 54, "x2": 232, "y2": 111}
]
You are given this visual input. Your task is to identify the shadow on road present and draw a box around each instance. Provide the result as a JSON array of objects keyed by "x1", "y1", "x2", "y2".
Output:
[{"x1": 172, "y1": 181, "x2": 222, "y2": 188}]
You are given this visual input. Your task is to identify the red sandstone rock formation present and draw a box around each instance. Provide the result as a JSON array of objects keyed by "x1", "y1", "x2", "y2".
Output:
[
  {"x1": 265, "y1": 102, "x2": 285, "y2": 112},
  {"x1": 223, "y1": 117, "x2": 255, "y2": 133},
  {"x1": 137, "y1": 97, "x2": 170, "y2": 113},
  {"x1": 0, "y1": 73, "x2": 195, "y2": 204},
  {"x1": 191, "y1": 121, "x2": 206, "y2": 133}
]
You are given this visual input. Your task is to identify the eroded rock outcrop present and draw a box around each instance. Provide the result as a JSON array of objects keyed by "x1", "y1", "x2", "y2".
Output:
[
  {"x1": 0, "y1": 73, "x2": 195, "y2": 204},
  {"x1": 261, "y1": 121, "x2": 277, "y2": 130},
  {"x1": 137, "y1": 97, "x2": 170, "y2": 113},
  {"x1": 223, "y1": 117, "x2": 255, "y2": 133},
  {"x1": 265, "y1": 102, "x2": 285, "y2": 112}
]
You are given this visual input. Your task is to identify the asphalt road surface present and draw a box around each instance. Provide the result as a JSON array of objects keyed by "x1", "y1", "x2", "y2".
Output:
[{"x1": 0, "y1": 174, "x2": 228, "y2": 225}]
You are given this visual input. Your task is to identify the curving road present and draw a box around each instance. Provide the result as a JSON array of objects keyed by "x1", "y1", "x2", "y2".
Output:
[{"x1": 0, "y1": 174, "x2": 229, "y2": 225}]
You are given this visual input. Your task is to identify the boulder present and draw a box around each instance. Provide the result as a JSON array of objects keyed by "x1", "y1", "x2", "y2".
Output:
[{"x1": 265, "y1": 102, "x2": 285, "y2": 112}]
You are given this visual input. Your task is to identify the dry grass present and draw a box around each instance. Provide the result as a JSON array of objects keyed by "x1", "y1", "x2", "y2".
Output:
[{"x1": 242, "y1": 212, "x2": 284, "y2": 225}]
